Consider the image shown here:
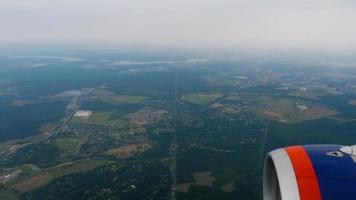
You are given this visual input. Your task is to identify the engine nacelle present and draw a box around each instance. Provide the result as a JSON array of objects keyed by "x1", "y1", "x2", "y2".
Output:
[{"x1": 263, "y1": 145, "x2": 356, "y2": 200}]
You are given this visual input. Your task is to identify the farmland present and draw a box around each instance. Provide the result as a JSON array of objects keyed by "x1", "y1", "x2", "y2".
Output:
[
  {"x1": 9, "y1": 159, "x2": 109, "y2": 193},
  {"x1": 182, "y1": 93, "x2": 223, "y2": 106},
  {"x1": 1, "y1": 55, "x2": 356, "y2": 200}
]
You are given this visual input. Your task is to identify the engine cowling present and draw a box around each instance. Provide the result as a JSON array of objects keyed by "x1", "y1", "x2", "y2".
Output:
[{"x1": 263, "y1": 145, "x2": 356, "y2": 200}]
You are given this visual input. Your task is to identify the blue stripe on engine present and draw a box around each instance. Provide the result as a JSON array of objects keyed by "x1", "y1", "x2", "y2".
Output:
[{"x1": 303, "y1": 145, "x2": 356, "y2": 200}]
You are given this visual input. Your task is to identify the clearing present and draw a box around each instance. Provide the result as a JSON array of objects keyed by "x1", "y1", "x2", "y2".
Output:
[
  {"x1": 125, "y1": 107, "x2": 168, "y2": 127},
  {"x1": 0, "y1": 187, "x2": 19, "y2": 200},
  {"x1": 38, "y1": 123, "x2": 58, "y2": 134},
  {"x1": 11, "y1": 159, "x2": 108, "y2": 193},
  {"x1": 253, "y1": 96, "x2": 337, "y2": 123},
  {"x1": 176, "y1": 171, "x2": 216, "y2": 192},
  {"x1": 182, "y1": 93, "x2": 223, "y2": 106},
  {"x1": 72, "y1": 111, "x2": 123, "y2": 126},
  {"x1": 289, "y1": 90, "x2": 324, "y2": 100},
  {"x1": 302, "y1": 107, "x2": 338, "y2": 118},
  {"x1": 74, "y1": 110, "x2": 92, "y2": 118},
  {"x1": 105, "y1": 143, "x2": 151, "y2": 159},
  {"x1": 221, "y1": 181, "x2": 235, "y2": 193},
  {"x1": 53, "y1": 138, "x2": 78, "y2": 152},
  {"x1": 348, "y1": 99, "x2": 356, "y2": 106},
  {"x1": 99, "y1": 95, "x2": 148, "y2": 104}
]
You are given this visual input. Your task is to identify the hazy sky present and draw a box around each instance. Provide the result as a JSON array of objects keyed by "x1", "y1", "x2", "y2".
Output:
[{"x1": 1, "y1": 0, "x2": 356, "y2": 52}]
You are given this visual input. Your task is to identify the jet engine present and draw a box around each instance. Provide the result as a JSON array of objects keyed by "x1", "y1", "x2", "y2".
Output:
[{"x1": 263, "y1": 145, "x2": 356, "y2": 200}]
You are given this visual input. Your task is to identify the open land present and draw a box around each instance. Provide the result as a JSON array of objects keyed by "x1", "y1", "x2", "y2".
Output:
[{"x1": 2, "y1": 57, "x2": 356, "y2": 200}]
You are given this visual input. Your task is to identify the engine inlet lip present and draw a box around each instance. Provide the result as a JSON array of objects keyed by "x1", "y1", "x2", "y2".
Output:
[{"x1": 263, "y1": 148, "x2": 300, "y2": 200}]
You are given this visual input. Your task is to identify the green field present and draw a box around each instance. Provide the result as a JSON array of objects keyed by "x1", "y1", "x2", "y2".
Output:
[
  {"x1": 2, "y1": 54, "x2": 356, "y2": 200},
  {"x1": 205, "y1": 76, "x2": 237, "y2": 87},
  {"x1": 182, "y1": 93, "x2": 223, "y2": 106},
  {"x1": 0, "y1": 187, "x2": 19, "y2": 200},
  {"x1": 289, "y1": 90, "x2": 325, "y2": 100},
  {"x1": 71, "y1": 111, "x2": 124, "y2": 126},
  {"x1": 256, "y1": 97, "x2": 305, "y2": 122},
  {"x1": 99, "y1": 95, "x2": 148, "y2": 104},
  {"x1": 53, "y1": 138, "x2": 79, "y2": 152},
  {"x1": 10, "y1": 159, "x2": 109, "y2": 193},
  {"x1": 50, "y1": 159, "x2": 108, "y2": 177},
  {"x1": 240, "y1": 95, "x2": 338, "y2": 123}
]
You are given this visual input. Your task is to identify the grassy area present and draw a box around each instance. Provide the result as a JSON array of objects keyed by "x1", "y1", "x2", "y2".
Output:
[
  {"x1": 3, "y1": 165, "x2": 41, "y2": 188},
  {"x1": 349, "y1": 99, "x2": 356, "y2": 106},
  {"x1": 99, "y1": 95, "x2": 148, "y2": 104},
  {"x1": 182, "y1": 93, "x2": 223, "y2": 106},
  {"x1": 289, "y1": 90, "x2": 324, "y2": 100},
  {"x1": 21, "y1": 164, "x2": 40, "y2": 173},
  {"x1": 10, "y1": 159, "x2": 109, "y2": 193},
  {"x1": 225, "y1": 94, "x2": 240, "y2": 101},
  {"x1": 254, "y1": 96, "x2": 337, "y2": 123},
  {"x1": 257, "y1": 97, "x2": 303, "y2": 122},
  {"x1": 72, "y1": 111, "x2": 124, "y2": 126},
  {"x1": 53, "y1": 138, "x2": 78, "y2": 152},
  {"x1": 105, "y1": 143, "x2": 152, "y2": 159},
  {"x1": 0, "y1": 187, "x2": 19, "y2": 200},
  {"x1": 52, "y1": 134, "x2": 87, "y2": 153},
  {"x1": 176, "y1": 171, "x2": 216, "y2": 192},
  {"x1": 39, "y1": 122, "x2": 59, "y2": 133},
  {"x1": 211, "y1": 104, "x2": 240, "y2": 114},
  {"x1": 50, "y1": 159, "x2": 108, "y2": 177},
  {"x1": 204, "y1": 75, "x2": 242, "y2": 87}
]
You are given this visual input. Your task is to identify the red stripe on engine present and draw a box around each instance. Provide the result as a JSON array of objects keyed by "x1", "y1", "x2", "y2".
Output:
[{"x1": 285, "y1": 146, "x2": 322, "y2": 200}]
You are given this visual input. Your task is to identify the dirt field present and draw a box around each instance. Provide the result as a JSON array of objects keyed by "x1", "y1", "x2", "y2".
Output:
[
  {"x1": 176, "y1": 171, "x2": 216, "y2": 193},
  {"x1": 220, "y1": 107, "x2": 239, "y2": 114},
  {"x1": 176, "y1": 183, "x2": 191, "y2": 192},
  {"x1": 11, "y1": 159, "x2": 108, "y2": 193},
  {"x1": 11, "y1": 100, "x2": 33, "y2": 106},
  {"x1": 258, "y1": 110, "x2": 286, "y2": 122},
  {"x1": 253, "y1": 96, "x2": 338, "y2": 123},
  {"x1": 211, "y1": 103, "x2": 239, "y2": 114},
  {"x1": 12, "y1": 173, "x2": 53, "y2": 192},
  {"x1": 193, "y1": 171, "x2": 215, "y2": 187},
  {"x1": 349, "y1": 99, "x2": 356, "y2": 106},
  {"x1": 105, "y1": 143, "x2": 151, "y2": 159},
  {"x1": 259, "y1": 106, "x2": 337, "y2": 123},
  {"x1": 210, "y1": 102, "x2": 225, "y2": 109},
  {"x1": 221, "y1": 181, "x2": 235, "y2": 193},
  {"x1": 302, "y1": 107, "x2": 338, "y2": 118},
  {"x1": 39, "y1": 123, "x2": 58, "y2": 133}
]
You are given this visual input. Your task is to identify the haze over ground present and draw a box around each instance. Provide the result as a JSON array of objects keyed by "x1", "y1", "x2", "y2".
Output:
[{"x1": 1, "y1": 0, "x2": 356, "y2": 53}]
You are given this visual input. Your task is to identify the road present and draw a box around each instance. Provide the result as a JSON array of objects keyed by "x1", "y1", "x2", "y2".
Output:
[{"x1": 171, "y1": 66, "x2": 178, "y2": 200}]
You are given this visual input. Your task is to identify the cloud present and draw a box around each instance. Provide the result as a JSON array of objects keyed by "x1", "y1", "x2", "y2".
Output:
[
  {"x1": 109, "y1": 60, "x2": 175, "y2": 66},
  {"x1": 60, "y1": 57, "x2": 86, "y2": 62},
  {"x1": 109, "y1": 59, "x2": 212, "y2": 66},
  {"x1": 29, "y1": 63, "x2": 47, "y2": 68},
  {"x1": 15, "y1": 56, "x2": 86, "y2": 62}
]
